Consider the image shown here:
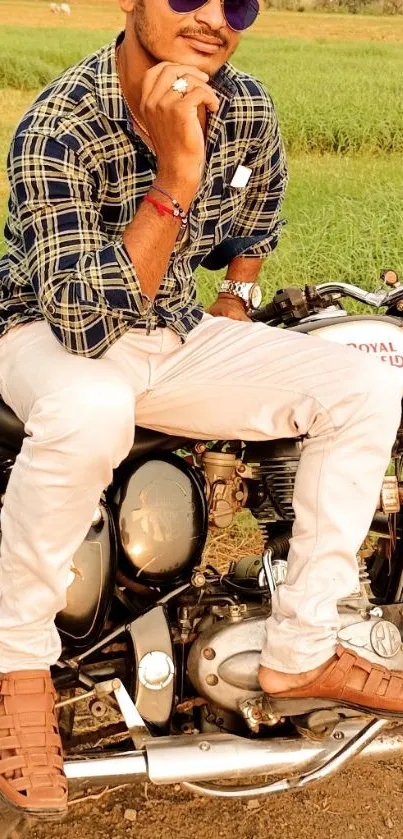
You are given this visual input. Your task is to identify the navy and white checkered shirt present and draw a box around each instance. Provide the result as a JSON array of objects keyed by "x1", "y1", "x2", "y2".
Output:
[{"x1": 0, "y1": 33, "x2": 288, "y2": 358}]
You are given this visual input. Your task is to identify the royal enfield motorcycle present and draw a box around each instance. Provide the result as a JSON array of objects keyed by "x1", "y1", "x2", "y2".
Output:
[{"x1": 2, "y1": 270, "x2": 403, "y2": 802}]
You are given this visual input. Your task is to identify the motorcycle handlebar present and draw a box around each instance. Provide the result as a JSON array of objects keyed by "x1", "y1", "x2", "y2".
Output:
[
  {"x1": 250, "y1": 301, "x2": 281, "y2": 324},
  {"x1": 316, "y1": 282, "x2": 388, "y2": 307},
  {"x1": 251, "y1": 280, "x2": 403, "y2": 325}
]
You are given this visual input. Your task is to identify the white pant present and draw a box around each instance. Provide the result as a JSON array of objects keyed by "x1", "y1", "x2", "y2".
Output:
[{"x1": 0, "y1": 317, "x2": 400, "y2": 673}]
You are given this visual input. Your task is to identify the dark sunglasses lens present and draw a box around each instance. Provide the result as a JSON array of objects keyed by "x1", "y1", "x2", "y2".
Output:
[
  {"x1": 168, "y1": 0, "x2": 206, "y2": 12},
  {"x1": 224, "y1": 0, "x2": 259, "y2": 30},
  {"x1": 168, "y1": 0, "x2": 259, "y2": 31}
]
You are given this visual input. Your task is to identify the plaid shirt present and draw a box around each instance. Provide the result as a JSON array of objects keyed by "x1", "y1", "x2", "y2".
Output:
[{"x1": 0, "y1": 33, "x2": 287, "y2": 358}]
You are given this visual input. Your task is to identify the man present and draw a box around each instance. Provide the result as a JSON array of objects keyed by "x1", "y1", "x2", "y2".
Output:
[{"x1": 0, "y1": 0, "x2": 402, "y2": 820}]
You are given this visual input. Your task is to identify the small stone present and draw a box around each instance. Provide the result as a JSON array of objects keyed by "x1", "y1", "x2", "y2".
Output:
[
  {"x1": 124, "y1": 809, "x2": 137, "y2": 822},
  {"x1": 348, "y1": 826, "x2": 354, "y2": 831},
  {"x1": 174, "y1": 784, "x2": 181, "y2": 792},
  {"x1": 384, "y1": 816, "x2": 394, "y2": 829},
  {"x1": 246, "y1": 799, "x2": 260, "y2": 810}
]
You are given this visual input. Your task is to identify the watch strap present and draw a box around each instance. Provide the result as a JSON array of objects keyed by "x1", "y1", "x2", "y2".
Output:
[
  {"x1": 219, "y1": 279, "x2": 261, "y2": 310},
  {"x1": 219, "y1": 280, "x2": 249, "y2": 303}
]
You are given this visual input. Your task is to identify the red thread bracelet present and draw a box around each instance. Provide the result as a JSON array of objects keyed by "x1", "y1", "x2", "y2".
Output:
[
  {"x1": 144, "y1": 194, "x2": 188, "y2": 229},
  {"x1": 144, "y1": 195, "x2": 172, "y2": 216}
]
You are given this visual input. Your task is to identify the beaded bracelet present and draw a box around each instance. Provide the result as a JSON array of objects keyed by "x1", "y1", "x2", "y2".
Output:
[
  {"x1": 150, "y1": 185, "x2": 188, "y2": 229},
  {"x1": 144, "y1": 195, "x2": 188, "y2": 230}
]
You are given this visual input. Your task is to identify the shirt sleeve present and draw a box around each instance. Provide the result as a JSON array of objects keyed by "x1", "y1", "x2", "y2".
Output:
[
  {"x1": 228, "y1": 103, "x2": 288, "y2": 258},
  {"x1": 9, "y1": 132, "x2": 145, "y2": 358}
]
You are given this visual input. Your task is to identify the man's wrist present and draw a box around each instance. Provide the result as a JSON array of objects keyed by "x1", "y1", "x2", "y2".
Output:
[
  {"x1": 218, "y1": 280, "x2": 262, "y2": 311},
  {"x1": 154, "y1": 168, "x2": 200, "y2": 212},
  {"x1": 217, "y1": 292, "x2": 247, "y2": 310}
]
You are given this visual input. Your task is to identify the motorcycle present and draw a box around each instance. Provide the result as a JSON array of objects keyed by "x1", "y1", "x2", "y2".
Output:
[{"x1": 1, "y1": 269, "x2": 403, "y2": 803}]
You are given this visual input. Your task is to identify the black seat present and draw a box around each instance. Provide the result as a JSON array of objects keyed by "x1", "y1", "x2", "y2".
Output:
[
  {"x1": 0, "y1": 399, "x2": 191, "y2": 461},
  {"x1": 0, "y1": 399, "x2": 24, "y2": 450}
]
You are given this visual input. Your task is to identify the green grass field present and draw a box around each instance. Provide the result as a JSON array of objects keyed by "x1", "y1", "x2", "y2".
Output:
[
  {"x1": 2, "y1": 27, "x2": 403, "y2": 154},
  {"x1": 1, "y1": 13, "x2": 402, "y2": 302},
  {"x1": 198, "y1": 155, "x2": 403, "y2": 307}
]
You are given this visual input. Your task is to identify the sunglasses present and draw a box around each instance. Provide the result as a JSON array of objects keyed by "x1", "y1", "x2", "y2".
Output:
[{"x1": 168, "y1": 0, "x2": 260, "y2": 32}]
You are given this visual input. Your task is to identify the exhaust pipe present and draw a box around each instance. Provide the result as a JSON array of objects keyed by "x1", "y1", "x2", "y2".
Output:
[{"x1": 65, "y1": 720, "x2": 403, "y2": 787}]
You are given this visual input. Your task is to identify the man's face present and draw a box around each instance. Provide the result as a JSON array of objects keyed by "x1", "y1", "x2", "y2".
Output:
[{"x1": 120, "y1": 0, "x2": 241, "y2": 76}]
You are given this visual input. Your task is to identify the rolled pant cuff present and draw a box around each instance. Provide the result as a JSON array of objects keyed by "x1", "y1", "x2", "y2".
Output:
[{"x1": 259, "y1": 643, "x2": 337, "y2": 675}]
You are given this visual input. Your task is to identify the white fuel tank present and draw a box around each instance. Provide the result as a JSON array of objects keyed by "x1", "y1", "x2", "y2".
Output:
[{"x1": 298, "y1": 316, "x2": 403, "y2": 375}]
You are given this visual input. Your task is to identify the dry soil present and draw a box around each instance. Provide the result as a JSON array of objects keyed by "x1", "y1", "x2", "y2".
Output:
[
  {"x1": 1, "y1": 1, "x2": 403, "y2": 41},
  {"x1": 1, "y1": 757, "x2": 402, "y2": 839}
]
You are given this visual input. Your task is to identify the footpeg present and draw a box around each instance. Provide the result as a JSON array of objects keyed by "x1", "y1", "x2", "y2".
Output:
[
  {"x1": 264, "y1": 694, "x2": 338, "y2": 718},
  {"x1": 239, "y1": 694, "x2": 283, "y2": 731}
]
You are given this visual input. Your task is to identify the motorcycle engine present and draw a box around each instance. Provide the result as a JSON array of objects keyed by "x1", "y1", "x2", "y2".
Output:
[
  {"x1": 186, "y1": 600, "x2": 403, "y2": 732},
  {"x1": 187, "y1": 608, "x2": 266, "y2": 715},
  {"x1": 114, "y1": 453, "x2": 208, "y2": 586}
]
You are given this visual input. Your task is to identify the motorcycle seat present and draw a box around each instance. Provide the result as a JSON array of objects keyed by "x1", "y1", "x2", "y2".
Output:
[{"x1": 0, "y1": 398, "x2": 190, "y2": 461}]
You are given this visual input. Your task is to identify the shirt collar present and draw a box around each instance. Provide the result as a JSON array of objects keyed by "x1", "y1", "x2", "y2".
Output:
[{"x1": 95, "y1": 32, "x2": 237, "y2": 123}]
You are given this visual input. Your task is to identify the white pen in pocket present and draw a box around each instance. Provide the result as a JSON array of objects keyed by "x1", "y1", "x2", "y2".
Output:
[{"x1": 230, "y1": 165, "x2": 252, "y2": 189}]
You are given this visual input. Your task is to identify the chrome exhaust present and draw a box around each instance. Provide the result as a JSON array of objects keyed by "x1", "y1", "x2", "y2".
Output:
[{"x1": 65, "y1": 720, "x2": 403, "y2": 789}]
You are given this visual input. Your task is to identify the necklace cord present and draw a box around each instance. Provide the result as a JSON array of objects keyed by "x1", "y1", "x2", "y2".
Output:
[{"x1": 115, "y1": 45, "x2": 151, "y2": 138}]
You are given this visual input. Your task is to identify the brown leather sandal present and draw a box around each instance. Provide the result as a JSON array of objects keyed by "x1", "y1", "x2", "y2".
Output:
[
  {"x1": 0, "y1": 670, "x2": 68, "y2": 820},
  {"x1": 266, "y1": 644, "x2": 403, "y2": 719}
]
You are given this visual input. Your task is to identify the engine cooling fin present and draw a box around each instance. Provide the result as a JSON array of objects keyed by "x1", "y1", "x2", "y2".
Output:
[{"x1": 250, "y1": 457, "x2": 299, "y2": 522}]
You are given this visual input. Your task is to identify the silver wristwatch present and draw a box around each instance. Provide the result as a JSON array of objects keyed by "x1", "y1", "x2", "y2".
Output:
[{"x1": 218, "y1": 280, "x2": 262, "y2": 311}]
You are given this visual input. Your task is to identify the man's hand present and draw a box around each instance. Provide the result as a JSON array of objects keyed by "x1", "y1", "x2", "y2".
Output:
[
  {"x1": 208, "y1": 295, "x2": 251, "y2": 322},
  {"x1": 140, "y1": 62, "x2": 220, "y2": 191}
]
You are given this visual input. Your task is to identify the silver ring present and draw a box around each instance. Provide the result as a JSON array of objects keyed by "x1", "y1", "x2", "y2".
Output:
[{"x1": 172, "y1": 77, "x2": 189, "y2": 97}]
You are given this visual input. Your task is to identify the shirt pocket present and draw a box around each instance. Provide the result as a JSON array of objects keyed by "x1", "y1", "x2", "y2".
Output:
[{"x1": 213, "y1": 182, "x2": 248, "y2": 247}]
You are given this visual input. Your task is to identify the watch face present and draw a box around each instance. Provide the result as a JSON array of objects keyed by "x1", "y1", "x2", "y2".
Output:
[{"x1": 250, "y1": 284, "x2": 262, "y2": 309}]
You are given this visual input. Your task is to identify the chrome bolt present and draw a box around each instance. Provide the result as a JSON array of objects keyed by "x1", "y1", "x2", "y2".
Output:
[
  {"x1": 206, "y1": 674, "x2": 218, "y2": 686},
  {"x1": 333, "y1": 730, "x2": 344, "y2": 741},
  {"x1": 203, "y1": 647, "x2": 216, "y2": 661},
  {"x1": 199, "y1": 741, "x2": 211, "y2": 752}
]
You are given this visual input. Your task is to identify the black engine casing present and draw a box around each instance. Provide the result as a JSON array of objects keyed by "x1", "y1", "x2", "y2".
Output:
[{"x1": 113, "y1": 452, "x2": 208, "y2": 587}]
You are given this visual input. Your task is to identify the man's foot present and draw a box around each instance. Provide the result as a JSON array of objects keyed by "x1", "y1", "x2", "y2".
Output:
[
  {"x1": 0, "y1": 671, "x2": 68, "y2": 820},
  {"x1": 259, "y1": 657, "x2": 336, "y2": 695},
  {"x1": 259, "y1": 645, "x2": 403, "y2": 719}
]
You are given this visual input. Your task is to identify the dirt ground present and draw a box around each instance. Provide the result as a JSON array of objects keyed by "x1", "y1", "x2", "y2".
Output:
[
  {"x1": 1, "y1": 757, "x2": 402, "y2": 839},
  {"x1": 1, "y1": 1, "x2": 403, "y2": 42}
]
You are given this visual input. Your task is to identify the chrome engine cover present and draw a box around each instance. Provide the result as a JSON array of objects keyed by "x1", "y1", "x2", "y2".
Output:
[
  {"x1": 187, "y1": 612, "x2": 403, "y2": 715},
  {"x1": 187, "y1": 613, "x2": 265, "y2": 713}
]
